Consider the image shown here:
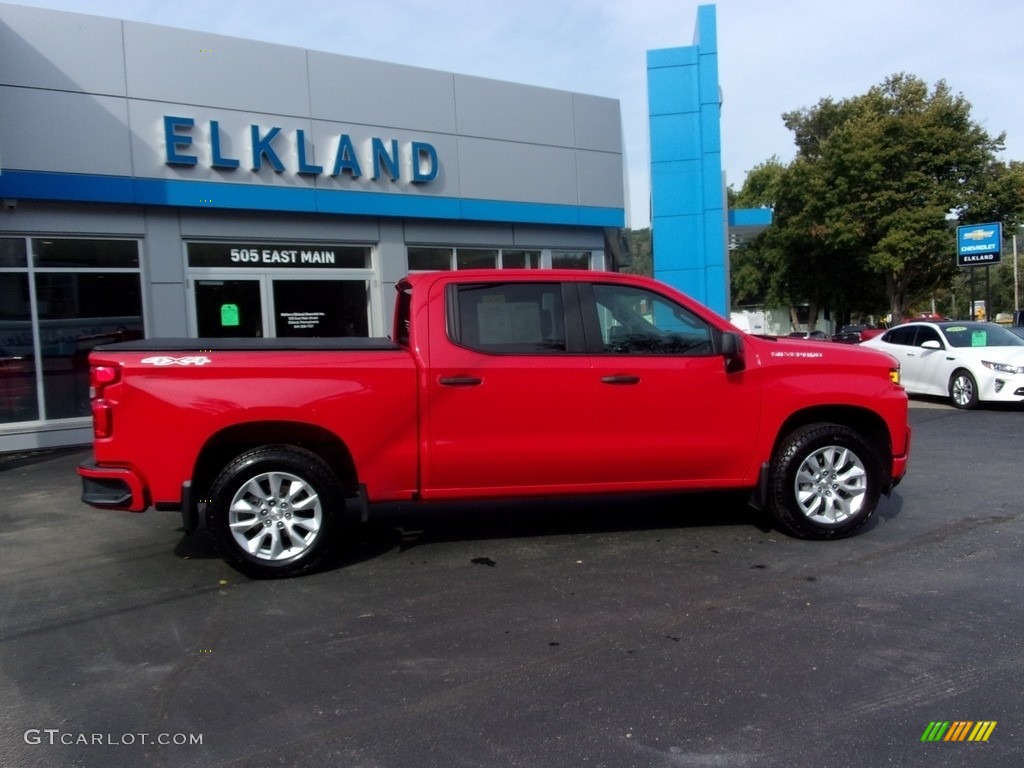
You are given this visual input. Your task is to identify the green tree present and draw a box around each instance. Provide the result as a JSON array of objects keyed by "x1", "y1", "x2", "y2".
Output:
[
  {"x1": 729, "y1": 159, "x2": 785, "y2": 306},
  {"x1": 624, "y1": 227, "x2": 652, "y2": 276},
  {"x1": 752, "y1": 74, "x2": 1011, "y2": 322},
  {"x1": 730, "y1": 154, "x2": 886, "y2": 323}
]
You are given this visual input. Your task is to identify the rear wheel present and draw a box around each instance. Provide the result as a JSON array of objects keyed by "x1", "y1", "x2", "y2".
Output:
[
  {"x1": 767, "y1": 424, "x2": 882, "y2": 540},
  {"x1": 949, "y1": 369, "x2": 979, "y2": 410},
  {"x1": 206, "y1": 445, "x2": 344, "y2": 578}
]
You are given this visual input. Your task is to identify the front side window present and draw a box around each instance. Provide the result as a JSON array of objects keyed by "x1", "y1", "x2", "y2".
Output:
[
  {"x1": 449, "y1": 283, "x2": 566, "y2": 354},
  {"x1": 592, "y1": 283, "x2": 712, "y2": 355},
  {"x1": 915, "y1": 326, "x2": 943, "y2": 347}
]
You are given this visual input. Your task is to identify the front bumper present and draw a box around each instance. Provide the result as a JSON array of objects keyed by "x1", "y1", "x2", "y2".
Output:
[
  {"x1": 78, "y1": 461, "x2": 148, "y2": 512},
  {"x1": 888, "y1": 424, "x2": 911, "y2": 492},
  {"x1": 983, "y1": 374, "x2": 1024, "y2": 403}
]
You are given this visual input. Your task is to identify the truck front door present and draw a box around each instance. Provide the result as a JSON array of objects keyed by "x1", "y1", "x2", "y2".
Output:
[{"x1": 584, "y1": 281, "x2": 761, "y2": 487}]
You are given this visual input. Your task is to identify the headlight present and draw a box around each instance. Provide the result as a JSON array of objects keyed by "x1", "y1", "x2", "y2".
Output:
[
  {"x1": 889, "y1": 366, "x2": 901, "y2": 385},
  {"x1": 981, "y1": 360, "x2": 1024, "y2": 375}
]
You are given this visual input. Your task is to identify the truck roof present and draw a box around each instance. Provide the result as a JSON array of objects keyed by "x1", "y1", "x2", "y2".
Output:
[{"x1": 400, "y1": 269, "x2": 658, "y2": 290}]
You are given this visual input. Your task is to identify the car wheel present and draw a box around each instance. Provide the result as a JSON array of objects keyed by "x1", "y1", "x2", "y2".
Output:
[
  {"x1": 767, "y1": 424, "x2": 882, "y2": 540},
  {"x1": 206, "y1": 445, "x2": 343, "y2": 578},
  {"x1": 949, "y1": 369, "x2": 979, "y2": 410}
]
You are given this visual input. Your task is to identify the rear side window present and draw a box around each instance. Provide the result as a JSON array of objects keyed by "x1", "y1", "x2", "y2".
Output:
[
  {"x1": 883, "y1": 326, "x2": 917, "y2": 346},
  {"x1": 448, "y1": 283, "x2": 566, "y2": 354},
  {"x1": 395, "y1": 285, "x2": 412, "y2": 346}
]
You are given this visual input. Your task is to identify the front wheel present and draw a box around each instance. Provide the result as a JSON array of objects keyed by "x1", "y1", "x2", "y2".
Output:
[
  {"x1": 949, "y1": 369, "x2": 979, "y2": 410},
  {"x1": 767, "y1": 424, "x2": 883, "y2": 540},
  {"x1": 206, "y1": 445, "x2": 344, "y2": 578}
]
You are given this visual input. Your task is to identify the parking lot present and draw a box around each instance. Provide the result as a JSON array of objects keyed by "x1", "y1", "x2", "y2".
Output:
[{"x1": 2, "y1": 399, "x2": 1022, "y2": 767}]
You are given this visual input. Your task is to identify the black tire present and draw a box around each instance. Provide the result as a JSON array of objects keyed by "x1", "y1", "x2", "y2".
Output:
[
  {"x1": 767, "y1": 423, "x2": 882, "y2": 540},
  {"x1": 206, "y1": 445, "x2": 344, "y2": 578},
  {"x1": 949, "y1": 369, "x2": 979, "y2": 410}
]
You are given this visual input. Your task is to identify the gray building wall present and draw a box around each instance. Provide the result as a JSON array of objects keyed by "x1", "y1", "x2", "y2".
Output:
[
  {"x1": 0, "y1": 3, "x2": 625, "y2": 452},
  {"x1": 0, "y1": 3, "x2": 624, "y2": 219}
]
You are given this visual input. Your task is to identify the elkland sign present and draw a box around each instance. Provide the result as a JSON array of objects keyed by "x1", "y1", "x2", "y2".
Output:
[
  {"x1": 163, "y1": 116, "x2": 440, "y2": 184},
  {"x1": 956, "y1": 222, "x2": 1002, "y2": 267}
]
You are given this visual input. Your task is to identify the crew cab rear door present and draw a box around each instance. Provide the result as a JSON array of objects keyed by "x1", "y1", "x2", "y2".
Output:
[
  {"x1": 582, "y1": 280, "x2": 761, "y2": 486},
  {"x1": 422, "y1": 279, "x2": 594, "y2": 495}
]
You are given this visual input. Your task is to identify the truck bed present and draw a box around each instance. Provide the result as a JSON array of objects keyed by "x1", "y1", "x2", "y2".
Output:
[{"x1": 96, "y1": 337, "x2": 401, "y2": 352}]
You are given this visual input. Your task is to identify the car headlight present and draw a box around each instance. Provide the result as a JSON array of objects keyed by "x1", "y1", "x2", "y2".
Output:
[
  {"x1": 889, "y1": 366, "x2": 901, "y2": 385},
  {"x1": 981, "y1": 360, "x2": 1024, "y2": 375}
]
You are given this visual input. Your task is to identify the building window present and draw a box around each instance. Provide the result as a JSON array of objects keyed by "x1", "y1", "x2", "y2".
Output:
[
  {"x1": 408, "y1": 247, "x2": 453, "y2": 271},
  {"x1": 407, "y1": 247, "x2": 546, "y2": 271},
  {"x1": 0, "y1": 237, "x2": 144, "y2": 425},
  {"x1": 34, "y1": 238, "x2": 139, "y2": 269},
  {"x1": 552, "y1": 250, "x2": 593, "y2": 270},
  {"x1": 501, "y1": 250, "x2": 541, "y2": 269},
  {"x1": 0, "y1": 241, "x2": 36, "y2": 422},
  {"x1": 456, "y1": 248, "x2": 498, "y2": 270}
]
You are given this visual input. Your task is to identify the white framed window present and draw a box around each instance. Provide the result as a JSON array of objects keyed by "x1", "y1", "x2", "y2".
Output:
[
  {"x1": 0, "y1": 237, "x2": 145, "y2": 424},
  {"x1": 407, "y1": 246, "x2": 597, "y2": 271}
]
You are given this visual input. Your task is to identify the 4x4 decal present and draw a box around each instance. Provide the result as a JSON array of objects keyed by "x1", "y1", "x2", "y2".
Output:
[{"x1": 140, "y1": 356, "x2": 212, "y2": 366}]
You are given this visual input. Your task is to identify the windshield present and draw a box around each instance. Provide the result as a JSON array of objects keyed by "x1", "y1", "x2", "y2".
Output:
[{"x1": 940, "y1": 323, "x2": 1024, "y2": 348}]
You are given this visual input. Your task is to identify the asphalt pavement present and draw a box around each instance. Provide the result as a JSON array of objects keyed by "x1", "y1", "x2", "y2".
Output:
[{"x1": 1, "y1": 398, "x2": 1022, "y2": 767}]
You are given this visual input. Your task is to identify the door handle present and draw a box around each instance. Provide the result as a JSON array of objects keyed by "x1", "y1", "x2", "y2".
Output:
[
  {"x1": 439, "y1": 376, "x2": 483, "y2": 387},
  {"x1": 600, "y1": 375, "x2": 641, "y2": 385}
]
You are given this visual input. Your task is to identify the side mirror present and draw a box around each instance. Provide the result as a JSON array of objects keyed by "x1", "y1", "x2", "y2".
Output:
[
  {"x1": 720, "y1": 331, "x2": 746, "y2": 373},
  {"x1": 921, "y1": 340, "x2": 942, "y2": 350}
]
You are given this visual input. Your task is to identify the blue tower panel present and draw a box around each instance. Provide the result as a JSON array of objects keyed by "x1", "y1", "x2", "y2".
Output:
[{"x1": 647, "y1": 4, "x2": 727, "y2": 316}]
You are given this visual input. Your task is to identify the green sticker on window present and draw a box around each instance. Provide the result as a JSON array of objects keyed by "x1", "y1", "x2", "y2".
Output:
[
  {"x1": 221, "y1": 303, "x2": 240, "y2": 327},
  {"x1": 972, "y1": 331, "x2": 986, "y2": 347}
]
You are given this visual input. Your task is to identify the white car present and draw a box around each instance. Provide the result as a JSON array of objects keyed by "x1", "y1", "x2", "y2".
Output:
[{"x1": 861, "y1": 321, "x2": 1024, "y2": 409}]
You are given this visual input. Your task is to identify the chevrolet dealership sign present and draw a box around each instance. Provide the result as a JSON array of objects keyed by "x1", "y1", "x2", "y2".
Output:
[{"x1": 956, "y1": 222, "x2": 1002, "y2": 266}]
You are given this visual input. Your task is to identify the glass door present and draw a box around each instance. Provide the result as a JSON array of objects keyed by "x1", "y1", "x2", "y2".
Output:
[
  {"x1": 272, "y1": 279, "x2": 369, "y2": 338},
  {"x1": 191, "y1": 277, "x2": 372, "y2": 339},
  {"x1": 194, "y1": 279, "x2": 265, "y2": 337}
]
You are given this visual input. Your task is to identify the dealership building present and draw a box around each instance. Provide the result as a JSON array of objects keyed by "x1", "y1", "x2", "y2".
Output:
[
  {"x1": 0, "y1": 3, "x2": 764, "y2": 453},
  {"x1": 0, "y1": 2, "x2": 631, "y2": 451}
]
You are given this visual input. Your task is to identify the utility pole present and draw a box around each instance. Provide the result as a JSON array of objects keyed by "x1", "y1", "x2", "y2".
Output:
[{"x1": 1015, "y1": 233, "x2": 1020, "y2": 312}]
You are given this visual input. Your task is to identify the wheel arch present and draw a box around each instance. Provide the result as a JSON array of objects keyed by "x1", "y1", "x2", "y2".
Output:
[
  {"x1": 773, "y1": 406, "x2": 894, "y2": 484},
  {"x1": 191, "y1": 421, "x2": 358, "y2": 507},
  {"x1": 948, "y1": 367, "x2": 979, "y2": 409}
]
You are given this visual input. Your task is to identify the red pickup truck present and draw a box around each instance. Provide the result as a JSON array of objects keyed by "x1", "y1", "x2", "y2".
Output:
[{"x1": 79, "y1": 270, "x2": 910, "y2": 578}]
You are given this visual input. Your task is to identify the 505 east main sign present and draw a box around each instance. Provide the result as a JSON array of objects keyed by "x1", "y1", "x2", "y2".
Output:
[{"x1": 163, "y1": 116, "x2": 439, "y2": 183}]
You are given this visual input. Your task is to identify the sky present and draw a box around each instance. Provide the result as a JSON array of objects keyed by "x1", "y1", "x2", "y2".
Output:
[{"x1": 7, "y1": 0, "x2": 1024, "y2": 228}]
